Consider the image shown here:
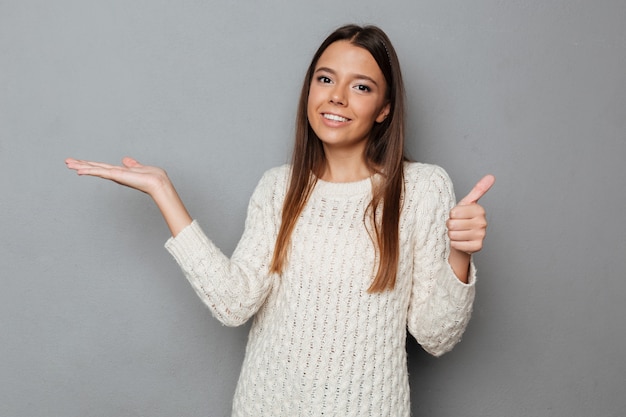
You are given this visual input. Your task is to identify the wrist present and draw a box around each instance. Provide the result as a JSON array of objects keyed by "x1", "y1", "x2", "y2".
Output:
[
  {"x1": 149, "y1": 175, "x2": 175, "y2": 202},
  {"x1": 147, "y1": 176, "x2": 193, "y2": 237},
  {"x1": 448, "y1": 247, "x2": 471, "y2": 283}
]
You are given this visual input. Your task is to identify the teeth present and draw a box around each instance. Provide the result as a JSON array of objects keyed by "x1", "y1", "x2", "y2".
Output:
[{"x1": 323, "y1": 113, "x2": 349, "y2": 122}]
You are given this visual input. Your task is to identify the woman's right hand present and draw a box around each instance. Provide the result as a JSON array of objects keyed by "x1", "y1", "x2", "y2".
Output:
[
  {"x1": 65, "y1": 157, "x2": 170, "y2": 197},
  {"x1": 65, "y1": 157, "x2": 193, "y2": 237}
]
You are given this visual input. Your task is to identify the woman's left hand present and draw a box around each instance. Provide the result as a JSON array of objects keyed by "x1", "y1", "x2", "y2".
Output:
[{"x1": 447, "y1": 175, "x2": 495, "y2": 255}]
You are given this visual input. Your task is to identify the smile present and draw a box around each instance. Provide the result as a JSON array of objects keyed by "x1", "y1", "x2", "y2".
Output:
[{"x1": 323, "y1": 113, "x2": 350, "y2": 122}]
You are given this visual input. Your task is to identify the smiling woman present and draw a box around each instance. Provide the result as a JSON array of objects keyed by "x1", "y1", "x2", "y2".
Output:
[
  {"x1": 307, "y1": 40, "x2": 391, "y2": 170},
  {"x1": 66, "y1": 24, "x2": 493, "y2": 417}
]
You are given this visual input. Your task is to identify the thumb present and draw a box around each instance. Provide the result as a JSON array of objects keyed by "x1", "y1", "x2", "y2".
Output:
[
  {"x1": 458, "y1": 174, "x2": 495, "y2": 205},
  {"x1": 122, "y1": 156, "x2": 142, "y2": 168}
]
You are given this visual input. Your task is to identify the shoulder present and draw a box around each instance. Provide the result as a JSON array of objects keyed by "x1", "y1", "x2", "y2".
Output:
[
  {"x1": 257, "y1": 164, "x2": 291, "y2": 189},
  {"x1": 250, "y1": 164, "x2": 291, "y2": 203},
  {"x1": 403, "y1": 162, "x2": 456, "y2": 208},
  {"x1": 403, "y1": 162, "x2": 453, "y2": 191}
]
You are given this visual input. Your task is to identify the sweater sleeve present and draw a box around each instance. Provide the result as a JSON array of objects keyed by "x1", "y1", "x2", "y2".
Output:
[
  {"x1": 164, "y1": 168, "x2": 283, "y2": 327},
  {"x1": 407, "y1": 165, "x2": 476, "y2": 357}
]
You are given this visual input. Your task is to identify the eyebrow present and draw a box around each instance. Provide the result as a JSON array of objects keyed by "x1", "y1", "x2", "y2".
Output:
[{"x1": 314, "y1": 67, "x2": 380, "y2": 87}]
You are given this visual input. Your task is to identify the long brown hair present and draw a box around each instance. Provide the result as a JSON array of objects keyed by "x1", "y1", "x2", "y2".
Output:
[{"x1": 270, "y1": 24, "x2": 408, "y2": 292}]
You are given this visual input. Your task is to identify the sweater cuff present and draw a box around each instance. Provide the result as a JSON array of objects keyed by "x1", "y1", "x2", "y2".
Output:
[
  {"x1": 164, "y1": 220, "x2": 212, "y2": 266},
  {"x1": 438, "y1": 259, "x2": 476, "y2": 301}
]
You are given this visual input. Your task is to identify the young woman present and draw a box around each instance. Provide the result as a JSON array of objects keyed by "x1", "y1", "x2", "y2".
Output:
[{"x1": 66, "y1": 24, "x2": 494, "y2": 417}]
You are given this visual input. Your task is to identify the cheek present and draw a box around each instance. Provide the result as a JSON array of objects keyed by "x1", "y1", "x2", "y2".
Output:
[
  {"x1": 355, "y1": 101, "x2": 382, "y2": 124},
  {"x1": 307, "y1": 85, "x2": 321, "y2": 104},
  {"x1": 306, "y1": 88, "x2": 314, "y2": 110},
  {"x1": 306, "y1": 88, "x2": 322, "y2": 119},
  {"x1": 306, "y1": 96, "x2": 315, "y2": 121}
]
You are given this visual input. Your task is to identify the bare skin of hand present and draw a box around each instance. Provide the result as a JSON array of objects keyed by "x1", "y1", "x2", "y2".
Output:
[
  {"x1": 65, "y1": 157, "x2": 193, "y2": 237},
  {"x1": 446, "y1": 174, "x2": 496, "y2": 283}
]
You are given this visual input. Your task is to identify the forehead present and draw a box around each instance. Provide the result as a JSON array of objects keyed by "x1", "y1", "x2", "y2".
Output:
[{"x1": 315, "y1": 40, "x2": 384, "y2": 80}]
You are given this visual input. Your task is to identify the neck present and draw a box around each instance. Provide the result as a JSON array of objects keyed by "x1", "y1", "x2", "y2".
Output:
[{"x1": 320, "y1": 147, "x2": 371, "y2": 182}]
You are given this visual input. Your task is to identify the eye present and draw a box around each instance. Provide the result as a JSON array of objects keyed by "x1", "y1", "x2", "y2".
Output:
[
  {"x1": 317, "y1": 76, "x2": 332, "y2": 84},
  {"x1": 355, "y1": 84, "x2": 371, "y2": 92}
]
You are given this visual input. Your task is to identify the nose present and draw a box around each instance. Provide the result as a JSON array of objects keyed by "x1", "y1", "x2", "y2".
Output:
[{"x1": 329, "y1": 85, "x2": 347, "y2": 106}]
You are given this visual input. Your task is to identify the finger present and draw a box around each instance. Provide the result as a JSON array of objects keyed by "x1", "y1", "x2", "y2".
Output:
[
  {"x1": 122, "y1": 156, "x2": 142, "y2": 168},
  {"x1": 458, "y1": 174, "x2": 495, "y2": 205},
  {"x1": 449, "y1": 203, "x2": 485, "y2": 220},
  {"x1": 66, "y1": 158, "x2": 117, "y2": 170},
  {"x1": 65, "y1": 159, "x2": 126, "y2": 179},
  {"x1": 65, "y1": 158, "x2": 95, "y2": 169},
  {"x1": 447, "y1": 217, "x2": 487, "y2": 233},
  {"x1": 450, "y1": 239, "x2": 483, "y2": 254},
  {"x1": 448, "y1": 227, "x2": 487, "y2": 241},
  {"x1": 80, "y1": 161, "x2": 118, "y2": 169}
]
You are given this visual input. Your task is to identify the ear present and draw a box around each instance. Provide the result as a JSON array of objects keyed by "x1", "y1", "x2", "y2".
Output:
[{"x1": 376, "y1": 102, "x2": 391, "y2": 123}]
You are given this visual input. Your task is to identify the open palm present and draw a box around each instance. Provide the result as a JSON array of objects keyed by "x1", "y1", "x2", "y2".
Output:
[{"x1": 65, "y1": 157, "x2": 170, "y2": 197}]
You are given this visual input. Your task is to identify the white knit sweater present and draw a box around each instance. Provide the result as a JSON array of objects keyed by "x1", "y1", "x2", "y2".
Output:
[{"x1": 165, "y1": 162, "x2": 476, "y2": 417}]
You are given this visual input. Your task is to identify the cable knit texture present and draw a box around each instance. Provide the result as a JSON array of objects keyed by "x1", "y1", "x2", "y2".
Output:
[{"x1": 165, "y1": 162, "x2": 476, "y2": 417}]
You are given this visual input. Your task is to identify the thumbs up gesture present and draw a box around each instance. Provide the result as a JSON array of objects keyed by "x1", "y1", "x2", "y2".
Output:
[{"x1": 447, "y1": 175, "x2": 495, "y2": 254}]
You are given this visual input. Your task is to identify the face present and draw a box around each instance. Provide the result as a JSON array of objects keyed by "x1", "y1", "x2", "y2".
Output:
[{"x1": 307, "y1": 40, "x2": 390, "y2": 156}]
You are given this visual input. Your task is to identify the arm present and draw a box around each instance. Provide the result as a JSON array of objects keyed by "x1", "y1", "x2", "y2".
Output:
[
  {"x1": 66, "y1": 157, "x2": 283, "y2": 326},
  {"x1": 164, "y1": 168, "x2": 284, "y2": 326},
  {"x1": 65, "y1": 157, "x2": 192, "y2": 236},
  {"x1": 407, "y1": 166, "x2": 478, "y2": 357}
]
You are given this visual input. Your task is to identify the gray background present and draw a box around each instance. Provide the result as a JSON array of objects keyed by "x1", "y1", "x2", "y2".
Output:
[{"x1": 2, "y1": 1, "x2": 625, "y2": 416}]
